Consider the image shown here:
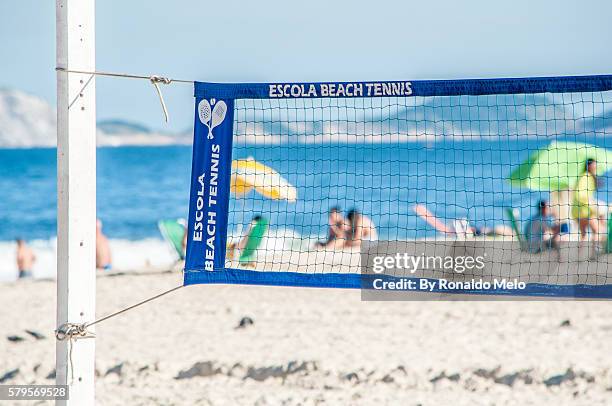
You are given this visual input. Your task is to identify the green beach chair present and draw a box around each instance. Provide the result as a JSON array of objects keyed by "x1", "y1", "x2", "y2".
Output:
[
  {"x1": 607, "y1": 213, "x2": 612, "y2": 253},
  {"x1": 239, "y1": 217, "x2": 269, "y2": 265},
  {"x1": 158, "y1": 218, "x2": 186, "y2": 260},
  {"x1": 504, "y1": 208, "x2": 524, "y2": 244}
]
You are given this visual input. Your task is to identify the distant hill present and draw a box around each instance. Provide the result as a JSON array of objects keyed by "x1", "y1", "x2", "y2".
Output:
[
  {"x1": 581, "y1": 108, "x2": 612, "y2": 132},
  {"x1": 234, "y1": 94, "x2": 611, "y2": 143},
  {"x1": 96, "y1": 118, "x2": 191, "y2": 147},
  {"x1": 1, "y1": 88, "x2": 609, "y2": 148},
  {"x1": 97, "y1": 120, "x2": 153, "y2": 134},
  {"x1": 0, "y1": 89, "x2": 191, "y2": 148},
  {"x1": 0, "y1": 88, "x2": 56, "y2": 147}
]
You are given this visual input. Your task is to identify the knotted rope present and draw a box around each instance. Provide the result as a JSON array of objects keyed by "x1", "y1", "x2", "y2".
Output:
[{"x1": 56, "y1": 67, "x2": 193, "y2": 122}]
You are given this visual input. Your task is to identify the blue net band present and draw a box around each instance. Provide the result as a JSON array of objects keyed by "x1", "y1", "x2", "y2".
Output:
[{"x1": 195, "y1": 74, "x2": 612, "y2": 100}]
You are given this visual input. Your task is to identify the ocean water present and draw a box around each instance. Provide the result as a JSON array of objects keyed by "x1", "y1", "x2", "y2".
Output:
[
  {"x1": 1, "y1": 136, "x2": 611, "y2": 281},
  {"x1": 0, "y1": 146, "x2": 193, "y2": 281}
]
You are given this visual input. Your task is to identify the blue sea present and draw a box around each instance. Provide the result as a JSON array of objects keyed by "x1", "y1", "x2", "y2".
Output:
[{"x1": 1, "y1": 136, "x2": 611, "y2": 280}]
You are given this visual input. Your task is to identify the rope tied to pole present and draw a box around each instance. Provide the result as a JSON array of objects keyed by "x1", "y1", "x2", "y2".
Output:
[
  {"x1": 56, "y1": 67, "x2": 193, "y2": 123},
  {"x1": 54, "y1": 284, "x2": 182, "y2": 340},
  {"x1": 55, "y1": 323, "x2": 93, "y2": 341},
  {"x1": 53, "y1": 284, "x2": 182, "y2": 382},
  {"x1": 55, "y1": 323, "x2": 95, "y2": 384}
]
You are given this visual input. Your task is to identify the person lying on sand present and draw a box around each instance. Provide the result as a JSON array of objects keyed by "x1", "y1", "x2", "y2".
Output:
[
  {"x1": 344, "y1": 209, "x2": 378, "y2": 248},
  {"x1": 315, "y1": 206, "x2": 350, "y2": 250},
  {"x1": 96, "y1": 219, "x2": 112, "y2": 271},
  {"x1": 524, "y1": 200, "x2": 560, "y2": 253},
  {"x1": 413, "y1": 204, "x2": 513, "y2": 237},
  {"x1": 16, "y1": 238, "x2": 35, "y2": 279}
]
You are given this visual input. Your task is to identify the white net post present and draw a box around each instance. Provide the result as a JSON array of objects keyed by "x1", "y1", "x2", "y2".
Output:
[{"x1": 56, "y1": 0, "x2": 97, "y2": 404}]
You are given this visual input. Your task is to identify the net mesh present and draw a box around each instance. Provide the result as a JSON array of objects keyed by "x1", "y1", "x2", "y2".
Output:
[{"x1": 223, "y1": 90, "x2": 611, "y2": 287}]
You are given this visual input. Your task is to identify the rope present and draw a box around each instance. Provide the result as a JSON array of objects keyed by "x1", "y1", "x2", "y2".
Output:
[
  {"x1": 150, "y1": 77, "x2": 171, "y2": 122},
  {"x1": 54, "y1": 284, "x2": 182, "y2": 381},
  {"x1": 84, "y1": 285, "x2": 183, "y2": 328},
  {"x1": 55, "y1": 284, "x2": 182, "y2": 340},
  {"x1": 55, "y1": 67, "x2": 193, "y2": 83},
  {"x1": 68, "y1": 74, "x2": 95, "y2": 110},
  {"x1": 56, "y1": 67, "x2": 193, "y2": 122},
  {"x1": 54, "y1": 66, "x2": 190, "y2": 375},
  {"x1": 55, "y1": 323, "x2": 95, "y2": 384}
]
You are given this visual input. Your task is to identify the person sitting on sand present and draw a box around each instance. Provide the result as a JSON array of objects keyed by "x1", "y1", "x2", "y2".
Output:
[
  {"x1": 16, "y1": 238, "x2": 35, "y2": 279},
  {"x1": 96, "y1": 219, "x2": 112, "y2": 271},
  {"x1": 315, "y1": 206, "x2": 350, "y2": 250},
  {"x1": 524, "y1": 200, "x2": 560, "y2": 253},
  {"x1": 344, "y1": 209, "x2": 378, "y2": 248}
]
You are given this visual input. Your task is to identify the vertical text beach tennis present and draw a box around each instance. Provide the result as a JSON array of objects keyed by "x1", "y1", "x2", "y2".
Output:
[{"x1": 192, "y1": 143, "x2": 220, "y2": 271}]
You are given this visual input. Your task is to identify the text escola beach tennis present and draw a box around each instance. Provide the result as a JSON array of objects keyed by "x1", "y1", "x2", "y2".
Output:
[{"x1": 1, "y1": 1, "x2": 612, "y2": 405}]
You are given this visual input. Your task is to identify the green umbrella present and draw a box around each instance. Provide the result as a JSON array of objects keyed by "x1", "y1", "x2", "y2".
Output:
[{"x1": 508, "y1": 141, "x2": 612, "y2": 191}]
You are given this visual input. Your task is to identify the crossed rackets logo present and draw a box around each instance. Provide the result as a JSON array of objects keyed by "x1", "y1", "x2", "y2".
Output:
[{"x1": 198, "y1": 98, "x2": 227, "y2": 139}]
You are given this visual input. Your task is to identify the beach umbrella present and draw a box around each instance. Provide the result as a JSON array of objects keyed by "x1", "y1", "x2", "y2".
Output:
[
  {"x1": 231, "y1": 157, "x2": 297, "y2": 202},
  {"x1": 508, "y1": 141, "x2": 612, "y2": 191}
]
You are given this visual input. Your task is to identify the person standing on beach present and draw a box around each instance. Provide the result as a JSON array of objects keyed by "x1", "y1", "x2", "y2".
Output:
[
  {"x1": 96, "y1": 219, "x2": 112, "y2": 271},
  {"x1": 572, "y1": 159, "x2": 608, "y2": 241},
  {"x1": 16, "y1": 239, "x2": 36, "y2": 279}
]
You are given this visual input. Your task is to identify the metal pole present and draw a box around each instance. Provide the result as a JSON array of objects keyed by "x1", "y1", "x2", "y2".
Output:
[{"x1": 56, "y1": 0, "x2": 96, "y2": 404}]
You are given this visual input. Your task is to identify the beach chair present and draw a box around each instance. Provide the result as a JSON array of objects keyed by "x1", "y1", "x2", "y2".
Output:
[
  {"x1": 608, "y1": 214, "x2": 612, "y2": 253},
  {"x1": 158, "y1": 218, "x2": 186, "y2": 260},
  {"x1": 238, "y1": 217, "x2": 269, "y2": 266},
  {"x1": 504, "y1": 208, "x2": 525, "y2": 246}
]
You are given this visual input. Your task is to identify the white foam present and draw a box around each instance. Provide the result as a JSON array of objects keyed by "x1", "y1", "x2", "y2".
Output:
[
  {"x1": 0, "y1": 238, "x2": 176, "y2": 283},
  {"x1": 0, "y1": 228, "x2": 324, "y2": 283},
  {"x1": 228, "y1": 226, "x2": 322, "y2": 253},
  {"x1": 261, "y1": 228, "x2": 318, "y2": 252}
]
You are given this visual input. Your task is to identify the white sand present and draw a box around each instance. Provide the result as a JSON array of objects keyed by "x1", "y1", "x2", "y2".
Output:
[{"x1": 1, "y1": 271, "x2": 612, "y2": 405}]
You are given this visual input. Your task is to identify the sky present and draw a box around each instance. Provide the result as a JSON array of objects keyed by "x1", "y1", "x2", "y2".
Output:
[{"x1": 1, "y1": 0, "x2": 611, "y2": 132}]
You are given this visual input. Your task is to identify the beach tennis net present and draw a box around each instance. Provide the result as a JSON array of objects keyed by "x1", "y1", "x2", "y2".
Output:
[{"x1": 185, "y1": 76, "x2": 612, "y2": 299}]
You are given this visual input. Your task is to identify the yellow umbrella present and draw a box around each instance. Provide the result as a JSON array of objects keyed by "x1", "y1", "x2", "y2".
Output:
[{"x1": 231, "y1": 157, "x2": 297, "y2": 202}]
